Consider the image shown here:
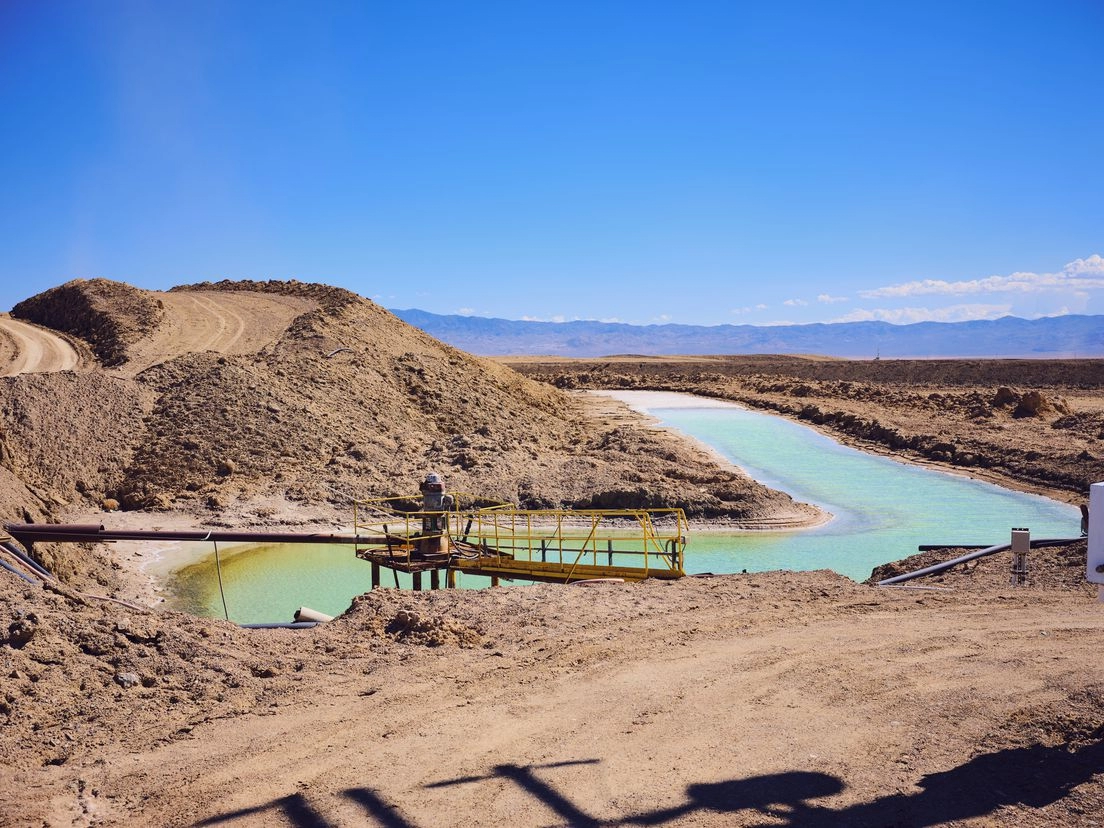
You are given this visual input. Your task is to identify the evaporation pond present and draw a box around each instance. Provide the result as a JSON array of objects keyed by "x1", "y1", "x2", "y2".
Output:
[
  {"x1": 171, "y1": 393, "x2": 1080, "y2": 622},
  {"x1": 644, "y1": 396, "x2": 1078, "y2": 581}
]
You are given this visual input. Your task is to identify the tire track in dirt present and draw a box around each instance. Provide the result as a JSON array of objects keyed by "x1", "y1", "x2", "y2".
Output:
[
  {"x1": 0, "y1": 314, "x2": 82, "y2": 376},
  {"x1": 119, "y1": 291, "x2": 317, "y2": 375}
]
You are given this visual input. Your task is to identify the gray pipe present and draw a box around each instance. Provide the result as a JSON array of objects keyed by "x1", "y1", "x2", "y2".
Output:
[
  {"x1": 0, "y1": 557, "x2": 40, "y2": 585},
  {"x1": 877, "y1": 537, "x2": 1083, "y2": 586},
  {"x1": 1, "y1": 540, "x2": 53, "y2": 579}
]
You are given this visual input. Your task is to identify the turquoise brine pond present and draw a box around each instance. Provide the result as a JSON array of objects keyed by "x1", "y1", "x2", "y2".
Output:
[
  {"x1": 170, "y1": 393, "x2": 1080, "y2": 623},
  {"x1": 646, "y1": 398, "x2": 1078, "y2": 582}
]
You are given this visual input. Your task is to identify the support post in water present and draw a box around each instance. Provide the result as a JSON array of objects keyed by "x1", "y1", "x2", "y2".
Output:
[
  {"x1": 371, "y1": 562, "x2": 380, "y2": 591},
  {"x1": 1010, "y1": 528, "x2": 1029, "y2": 586}
]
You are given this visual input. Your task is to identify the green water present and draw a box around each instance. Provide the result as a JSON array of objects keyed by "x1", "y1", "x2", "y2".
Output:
[
  {"x1": 655, "y1": 403, "x2": 1078, "y2": 581},
  {"x1": 171, "y1": 396, "x2": 1080, "y2": 622},
  {"x1": 170, "y1": 543, "x2": 496, "y2": 624}
]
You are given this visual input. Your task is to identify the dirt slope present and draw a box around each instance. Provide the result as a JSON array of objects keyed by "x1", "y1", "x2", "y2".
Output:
[
  {"x1": 0, "y1": 314, "x2": 85, "y2": 376},
  {"x1": 119, "y1": 290, "x2": 318, "y2": 375}
]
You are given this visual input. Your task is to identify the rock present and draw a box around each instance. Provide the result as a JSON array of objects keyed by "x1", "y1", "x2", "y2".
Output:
[
  {"x1": 993, "y1": 386, "x2": 1019, "y2": 408},
  {"x1": 216, "y1": 459, "x2": 236, "y2": 476},
  {"x1": 113, "y1": 672, "x2": 141, "y2": 689},
  {"x1": 6, "y1": 610, "x2": 38, "y2": 649},
  {"x1": 1013, "y1": 390, "x2": 1054, "y2": 419},
  {"x1": 101, "y1": 498, "x2": 120, "y2": 511}
]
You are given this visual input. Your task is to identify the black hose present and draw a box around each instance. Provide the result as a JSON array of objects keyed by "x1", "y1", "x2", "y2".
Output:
[
  {"x1": 1, "y1": 540, "x2": 53, "y2": 579},
  {"x1": 877, "y1": 537, "x2": 1084, "y2": 586},
  {"x1": 238, "y1": 621, "x2": 319, "y2": 629}
]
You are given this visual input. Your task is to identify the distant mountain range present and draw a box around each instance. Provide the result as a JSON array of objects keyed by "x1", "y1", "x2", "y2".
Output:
[{"x1": 391, "y1": 310, "x2": 1104, "y2": 359}]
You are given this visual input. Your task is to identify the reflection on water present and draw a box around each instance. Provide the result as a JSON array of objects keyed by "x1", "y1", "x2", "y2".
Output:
[{"x1": 172, "y1": 398, "x2": 1080, "y2": 622}]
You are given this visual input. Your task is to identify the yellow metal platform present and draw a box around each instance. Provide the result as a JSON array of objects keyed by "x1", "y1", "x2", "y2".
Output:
[{"x1": 353, "y1": 495, "x2": 686, "y2": 587}]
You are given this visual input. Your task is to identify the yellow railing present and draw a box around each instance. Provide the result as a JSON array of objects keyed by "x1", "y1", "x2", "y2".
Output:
[{"x1": 351, "y1": 495, "x2": 687, "y2": 578}]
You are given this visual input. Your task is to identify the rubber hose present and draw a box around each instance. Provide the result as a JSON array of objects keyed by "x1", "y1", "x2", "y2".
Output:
[
  {"x1": 1, "y1": 540, "x2": 53, "y2": 579},
  {"x1": 0, "y1": 557, "x2": 40, "y2": 585}
]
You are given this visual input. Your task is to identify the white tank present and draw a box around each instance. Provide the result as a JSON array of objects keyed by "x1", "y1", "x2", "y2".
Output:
[{"x1": 1088, "y1": 482, "x2": 1103, "y2": 586}]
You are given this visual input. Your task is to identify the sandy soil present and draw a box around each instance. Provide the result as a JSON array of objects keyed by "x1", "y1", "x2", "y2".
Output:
[
  {"x1": 0, "y1": 314, "x2": 85, "y2": 376},
  {"x1": 1, "y1": 280, "x2": 1102, "y2": 826},
  {"x1": 2, "y1": 559, "x2": 1101, "y2": 827},
  {"x1": 118, "y1": 291, "x2": 319, "y2": 376}
]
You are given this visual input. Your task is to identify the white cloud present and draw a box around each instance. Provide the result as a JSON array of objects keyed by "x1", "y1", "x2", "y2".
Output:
[
  {"x1": 860, "y1": 254, "x2": 1104, "y2": 299},
  {"x1": 456, "y1": 307, "x2": 476, "y2": 316},
  {"x1": 783, "y1": 298, "x2": 808, "y2": 307},
  {"x1": 599, "y1": 317, "x2": 622, "y2": 323},
  {"x1": 817, "y1": 293, "x2": 848, "y2": 304},
  {"x1": 731, "y1": 304, "x2": 771, "y2": 315},
  {"x1": 832, "y1": 303, "x2": 1013, "y2": 324}
]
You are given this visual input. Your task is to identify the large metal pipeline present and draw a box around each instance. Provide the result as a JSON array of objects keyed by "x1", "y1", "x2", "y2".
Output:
[
  {"x1": 877, "y1": 537, "x2": 1084, "y2": 586},
  {"x1": 3, "y1": 523, "x2": 391, "y2": 547}
]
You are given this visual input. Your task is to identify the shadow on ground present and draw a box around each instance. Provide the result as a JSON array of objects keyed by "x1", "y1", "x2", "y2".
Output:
[{"x1": 195, "y1": 736, "x2": 1103, "y2": 826}]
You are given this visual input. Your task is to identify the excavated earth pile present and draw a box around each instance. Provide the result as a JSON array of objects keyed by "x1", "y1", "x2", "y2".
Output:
[{"x1": 0, "y1": 279, "x2": 814, "y2": 592}]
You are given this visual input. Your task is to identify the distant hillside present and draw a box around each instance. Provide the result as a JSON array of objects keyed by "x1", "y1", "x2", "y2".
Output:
[{"x1": 391, "y1": 310, "x2": 1104, "y2": 359}]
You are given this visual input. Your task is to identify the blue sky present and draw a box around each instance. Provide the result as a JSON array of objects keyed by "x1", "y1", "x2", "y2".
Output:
[{"x1": 1, "y1": 0, "x2": 1102, "y2": 326}]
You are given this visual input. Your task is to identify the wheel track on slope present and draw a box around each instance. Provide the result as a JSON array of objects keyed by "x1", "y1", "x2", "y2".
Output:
[
  {"x1": 119, "y1": 291, "x2": 316, "y2": 375},
  {"x1": 0, "y1": 314, "x2": 82, "y2": 376}
]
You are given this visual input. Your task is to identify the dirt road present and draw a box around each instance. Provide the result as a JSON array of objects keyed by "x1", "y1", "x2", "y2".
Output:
[
  {"x1": 0, "y1": 314, "x2": 82, "y2": 377},
  {"x1": 119, "y1": 290, "x2": 317, "y2": 375},
  {"x1": 5, "y1": 573, "x2": 1100, "y2": 827}
]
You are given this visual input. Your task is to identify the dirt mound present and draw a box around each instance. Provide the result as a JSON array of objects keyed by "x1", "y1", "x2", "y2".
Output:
[
  {"x1": 0, "y1": 280, "x2": 812, "y2": 592},
  {"x1": 345, "y1": 592, "x2": 486, "y2": 647},
  {"x1": 12, "y1": 279, "x2": 162, "y2": 367},
  {"x1": 89, "y1": 280, "x2": 804, "y2": 522}
]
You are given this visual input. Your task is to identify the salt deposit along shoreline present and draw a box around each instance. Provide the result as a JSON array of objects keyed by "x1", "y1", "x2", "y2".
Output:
[{"x1": 595, "y1": 388, "x2": 1086, "y2": 507}]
